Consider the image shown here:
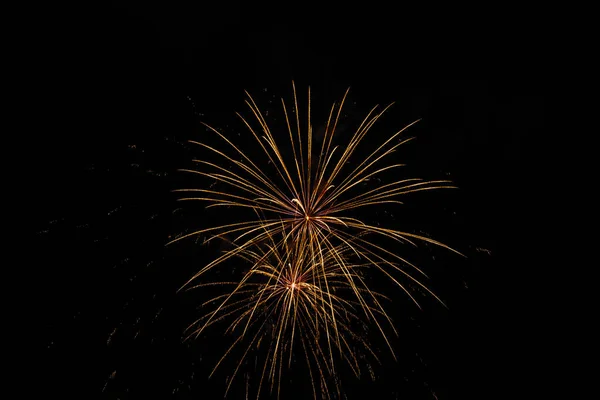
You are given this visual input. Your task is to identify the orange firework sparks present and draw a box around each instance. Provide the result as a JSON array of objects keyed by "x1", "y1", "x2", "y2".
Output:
[
  {"x1": 170, "y1": 82, "x2": 463, "y2": 399},
  {"x1": 184, "y1": 228, "x2": 387, "y2": 399}
]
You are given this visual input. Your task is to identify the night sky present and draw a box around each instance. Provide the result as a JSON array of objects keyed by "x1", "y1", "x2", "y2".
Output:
[{"x1": 34, "y1": 3, "x2": 545, "y2": 400}]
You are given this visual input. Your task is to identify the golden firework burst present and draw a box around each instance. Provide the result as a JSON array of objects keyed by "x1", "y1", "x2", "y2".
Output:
[
  {"x1": 185, "y1": 228, "x2": 387, "y2": 399},
  {"x1": 170, "y1": 82, "x2": 462, "y2": 399},
  {"x1": 171, "y1": 82, "x2": 460, "y2": 302}
]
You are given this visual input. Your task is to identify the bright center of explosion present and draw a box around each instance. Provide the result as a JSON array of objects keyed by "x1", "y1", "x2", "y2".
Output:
[{"x1": 285, "y1": 278, "x2": 302, "y2": 291}]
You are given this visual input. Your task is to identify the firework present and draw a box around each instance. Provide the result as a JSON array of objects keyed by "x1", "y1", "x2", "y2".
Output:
[
  {"x1": 185, "y1": 227, "x2": 387, "y2": 399},
  {"x1": 171, "y1": 82, "x2": 460, "y2": 303},
  {"x1": 170, "y1": 82, "x2": 462, "y2": 398}
]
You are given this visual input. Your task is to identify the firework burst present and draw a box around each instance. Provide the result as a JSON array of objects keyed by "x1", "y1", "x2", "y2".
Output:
[
  {"x1": 185, "y1": 227, "x2": 387, "y2": 399},
  {"x1": 170, "y1": 82, "x2": 462, "y2": 398}
]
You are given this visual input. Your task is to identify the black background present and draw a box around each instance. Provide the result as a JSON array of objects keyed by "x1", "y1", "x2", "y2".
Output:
[{"x1": 33, "y1": 2, "x2": 545, "y2": 399}]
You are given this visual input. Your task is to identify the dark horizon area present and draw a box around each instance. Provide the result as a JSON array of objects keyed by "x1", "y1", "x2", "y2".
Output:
[{"x1": 33, "y1": 3, "x2": 545, "y2": 399}]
